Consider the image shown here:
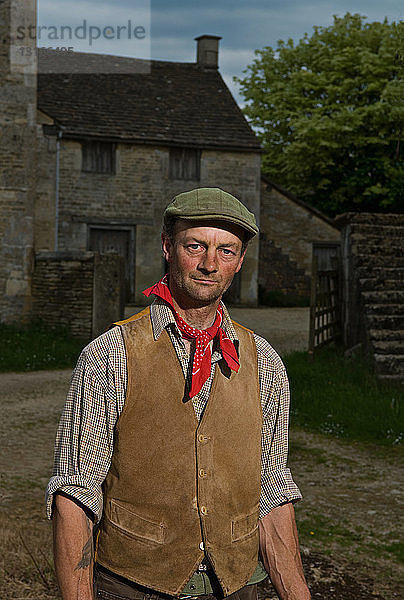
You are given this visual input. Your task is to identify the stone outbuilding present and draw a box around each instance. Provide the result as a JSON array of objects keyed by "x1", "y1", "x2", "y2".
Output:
[{"x1": 259, "y1": 175, "x2": 340, "y2": 304}]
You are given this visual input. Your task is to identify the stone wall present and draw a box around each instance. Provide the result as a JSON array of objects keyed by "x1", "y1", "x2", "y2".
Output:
[
  {"x1": 260, "y1": 178, "x2": 340, "y2": 276},
  {"x1": 339, "y1": 213, "x2": 404, "y2": 381},
  {"x1": 0, "y1": 0, "x2": 37, "y2": 322},
  {"x1": 32, "y1": 252, "x2": 124, "y2": 339},
  {"x1": 36, "y1": 137, "x2": 261, "y2": 305}
]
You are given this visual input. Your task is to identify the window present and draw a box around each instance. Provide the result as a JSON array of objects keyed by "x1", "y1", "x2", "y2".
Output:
[
  {"x1": 169, "y1": 147, "x2": 200, "y2": 180},
  {"x1": 82, "y1": 141, "x2": 116, "y2": 174}
]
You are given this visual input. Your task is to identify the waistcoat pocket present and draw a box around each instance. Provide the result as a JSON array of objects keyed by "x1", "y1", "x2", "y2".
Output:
[
  {"x1": 231, "y1": 507, "x2": 259, "y2": 542},
  {"x1": 109, "y1": 499, "x2": 166, "y2": 544}
]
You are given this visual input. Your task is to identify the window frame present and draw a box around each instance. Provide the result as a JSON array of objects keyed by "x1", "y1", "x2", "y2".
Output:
[
  {"x1": 81, "y1": 140, "x2": 116, "y2": 174},
  {"x1": 169, "y1": 147, "x2": 201, "y2": 181}
]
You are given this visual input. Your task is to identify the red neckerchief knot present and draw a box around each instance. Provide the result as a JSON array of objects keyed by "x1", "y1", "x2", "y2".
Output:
[{"x1": 143, "y1": 275, "x2": 240, "y2": 398}]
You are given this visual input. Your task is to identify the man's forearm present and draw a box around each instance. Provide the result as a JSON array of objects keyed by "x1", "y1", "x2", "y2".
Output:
[
  {"x1": 259, "y1": 503, "x2": 310, "y2": 600},
  {"x1": 53, "y1": 493, "x2": 95, "y2": 600}
]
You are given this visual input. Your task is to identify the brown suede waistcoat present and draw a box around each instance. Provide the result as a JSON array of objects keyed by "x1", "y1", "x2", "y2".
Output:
[{"x1": 96, "y1": 308, "x2": 262, "y2": 597}]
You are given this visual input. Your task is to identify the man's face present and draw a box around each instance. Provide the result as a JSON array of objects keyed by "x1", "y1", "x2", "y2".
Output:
[{"x1": 162, "y1": 219, "x2": 246, "y2": 307}]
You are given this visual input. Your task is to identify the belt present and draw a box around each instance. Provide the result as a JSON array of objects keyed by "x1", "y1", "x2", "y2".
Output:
[
  {"x1": 94, "y1": 563, "x2": 218, "y2": 600},
  {"x1": 95, "y1": 565, "x2": 171, "y2": 600}
]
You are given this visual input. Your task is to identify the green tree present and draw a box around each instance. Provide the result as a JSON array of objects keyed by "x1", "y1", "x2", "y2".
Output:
[{"x1": 237, "y1": 13, "x2": 404, "y2": 216}]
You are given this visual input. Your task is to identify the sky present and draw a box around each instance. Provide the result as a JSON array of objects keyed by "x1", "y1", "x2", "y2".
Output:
[{"x1": 36, "y1": 0, "x2": 404, "y2": 102}]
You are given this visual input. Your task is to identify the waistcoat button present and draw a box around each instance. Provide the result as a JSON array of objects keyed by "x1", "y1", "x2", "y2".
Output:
[
  {"x1": 200, "y1": 506, "x2": 208, "y2": 515},
  {"x1": 199, "y1": 541, "x2": 204, "y2": 550},
  {"x1": 199, "y1": 468, "x2": 206, "y2": 477}
]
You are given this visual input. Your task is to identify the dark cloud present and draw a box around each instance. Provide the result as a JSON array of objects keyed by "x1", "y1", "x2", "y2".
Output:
[
  {"x1": 38, "y1": 0, "x2": 403, "y2": 102},
  {"x1": 148, "y1": 0, "x2": 403, "y2": 101},
  {"x1": 149, "y1": 0, "x2": 402, "y2": 57}
]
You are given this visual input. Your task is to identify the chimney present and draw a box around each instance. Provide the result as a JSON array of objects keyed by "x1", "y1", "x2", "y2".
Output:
[{"x1": 195, "y1": 35, "x2": 222, "y2": 68}]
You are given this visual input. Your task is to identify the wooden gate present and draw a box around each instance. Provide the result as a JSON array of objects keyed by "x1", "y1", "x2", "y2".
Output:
[{"x1": 308, "y1": 245, "x2": 341, "y2": 358}]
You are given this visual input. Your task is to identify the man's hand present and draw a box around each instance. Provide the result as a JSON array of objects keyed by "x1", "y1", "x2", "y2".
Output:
[
  {"x1": 53, "y1": 493, "x2": 95, "y2": 600},
  {"x1": 259, "y1": 503, "x2": 311, "y2": 600}
]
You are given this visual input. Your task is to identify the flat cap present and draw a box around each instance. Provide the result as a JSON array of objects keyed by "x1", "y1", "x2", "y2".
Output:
[{"x1": 163, "y1": 187, "x2": 259, "y2": 239}]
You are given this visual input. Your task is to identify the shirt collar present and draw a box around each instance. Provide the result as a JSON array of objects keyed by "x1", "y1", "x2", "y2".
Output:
[{"x1": 150, "y1": 297, "x2": 238, "y2": 344}]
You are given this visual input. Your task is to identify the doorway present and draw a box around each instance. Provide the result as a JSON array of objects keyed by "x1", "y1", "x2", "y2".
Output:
[{"x1": 88, "y1": 227, "x2": 135, "y2": 303}]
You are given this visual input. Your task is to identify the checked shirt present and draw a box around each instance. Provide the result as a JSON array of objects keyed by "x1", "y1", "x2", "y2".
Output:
[{"x1": 46, "y1": 299, "x2": 301, "y2": 522}]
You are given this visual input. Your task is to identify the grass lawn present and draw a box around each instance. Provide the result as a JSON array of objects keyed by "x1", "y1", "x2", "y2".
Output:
[
  {"x1": 0, "y1": 322, "x2": 85, "y2": 372},
  {"x1": 0, "y1": 322, "x2": 402, "y2": 447},
  {"x1": 285, "y1": 346, "x2": 403, "y2": 446}
]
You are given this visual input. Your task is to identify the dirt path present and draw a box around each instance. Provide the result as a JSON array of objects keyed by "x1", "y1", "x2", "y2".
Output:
[
  {"x1": 1, "y1": 363, "x2": 403, "y2": 599},
  {"x1": 289, "y1": 430, "x2": 403, "y2": 600}
]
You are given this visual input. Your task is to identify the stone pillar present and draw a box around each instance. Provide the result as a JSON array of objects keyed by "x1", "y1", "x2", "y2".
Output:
[
  {"x1": 0, "y1": 0, "x2": 37, "y2": 322},
  {"x1": 92, "y1": 253, "x2": 125, "y2": 338}
]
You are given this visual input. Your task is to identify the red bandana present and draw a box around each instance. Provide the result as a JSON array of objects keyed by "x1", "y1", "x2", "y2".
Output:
[{"x1": 143, "y1": 275, "x2": 240, "y2": 398}]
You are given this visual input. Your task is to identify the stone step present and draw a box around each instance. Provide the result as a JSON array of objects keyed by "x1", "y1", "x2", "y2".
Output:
[
  {"x1": 362, "y1": 290, "x2": 404, "y2": 303},
  {"x1": 346, "y1": 213, "x2": 404, "y2": 226},
  {"x1": 359, "y1": 277, "x2": 403, "y2": 291},
  {"x1": 351, "y1": 232, "x2": 404, "y2": 246},
  {"x1": 374, "y1": 354, "x2": 404, "y2": 377},
  {"x1": 365, "y1": 303, "x2": 403, "y2": 315},
  {"x1": 350, "y1": 220, "x2": 404, "y2": 234},
  {"x1": 378, "y1": 374, "x2": 404, "y2": 383},
  {"x1": 357, "y1": 266, "x2": 404, "y2": 280},
  {"x1": 354, "y1": 254, "x2": 404, "y2": 268},
  {"x1": 371, "y1": 340, "x2": 404, "y2": 355},
  {"x1": 351, "y1": 228, "x2": 404, "y2": 241},
  {"x1": 368, "y1": 329, "x2": 404, "y2": 342},
  {"x1": 353, "y1": 242, "x2": 404, "y2": 256},
  {"x1": 366, "y1": 314, "x2": 404, "y2": 330},
  {"x1": 351, "y1": 236, "x2": 403, "y2": 251}
]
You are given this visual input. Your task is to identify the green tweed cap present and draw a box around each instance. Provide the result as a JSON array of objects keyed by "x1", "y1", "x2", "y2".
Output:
[{"x1": 164, "y1": 187, "x2": 259, "y2": 239}]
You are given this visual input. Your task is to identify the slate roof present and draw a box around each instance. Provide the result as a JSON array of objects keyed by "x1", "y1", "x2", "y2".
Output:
[
  {"x1": 261, "y1": 175, "x2": 338, "y2": 228},
  {"x1": 37, "y1": 49, "x2": 261, "y2": 151}
]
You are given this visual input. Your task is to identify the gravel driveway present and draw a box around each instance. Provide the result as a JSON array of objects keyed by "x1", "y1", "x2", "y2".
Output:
[
  {"x1": 125, "y1": 306, "x2": 310, "y2": 356},
  {"x1": 228, "y1": 306, "x2": 309, "y2": 355}
]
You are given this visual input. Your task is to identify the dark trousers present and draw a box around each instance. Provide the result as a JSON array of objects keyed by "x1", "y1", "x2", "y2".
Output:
[{"x1": 94, "y1": 565, "x2": 258, "y2": 600}]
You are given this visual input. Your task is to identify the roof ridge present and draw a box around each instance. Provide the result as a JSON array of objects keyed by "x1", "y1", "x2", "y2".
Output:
[{"x1": 37, "y1": 49, "x2": 262, "y2": 150}]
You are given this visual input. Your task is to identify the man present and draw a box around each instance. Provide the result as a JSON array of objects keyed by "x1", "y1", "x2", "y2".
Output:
[{"x1": 47, "y1": 187, "x2": 311, "y2": 600}]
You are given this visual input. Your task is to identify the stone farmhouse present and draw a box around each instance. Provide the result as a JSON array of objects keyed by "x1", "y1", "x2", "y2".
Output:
[
  {"x1": 1, "y1": 0, "x2": 343, "y2": 338},
  {"x1": 35, "y1": 42, "x2": 262, "y2": 306},
  {"x1": 1, "y1": 0, "x2": 264, "y2": 332}
]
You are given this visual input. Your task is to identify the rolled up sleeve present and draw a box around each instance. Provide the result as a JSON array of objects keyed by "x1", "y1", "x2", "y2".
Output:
[
  {"x1": 45, "y1": 328, "x2": 125, "y2": 522},
  {"x1": 255, "y1": 335, "x2": 302, "y2": 518}
]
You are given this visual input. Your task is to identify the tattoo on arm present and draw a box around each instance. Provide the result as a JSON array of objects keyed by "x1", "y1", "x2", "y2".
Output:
[{"x1": 74, "y1": 516, "x2": 94, "y2": 571}]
